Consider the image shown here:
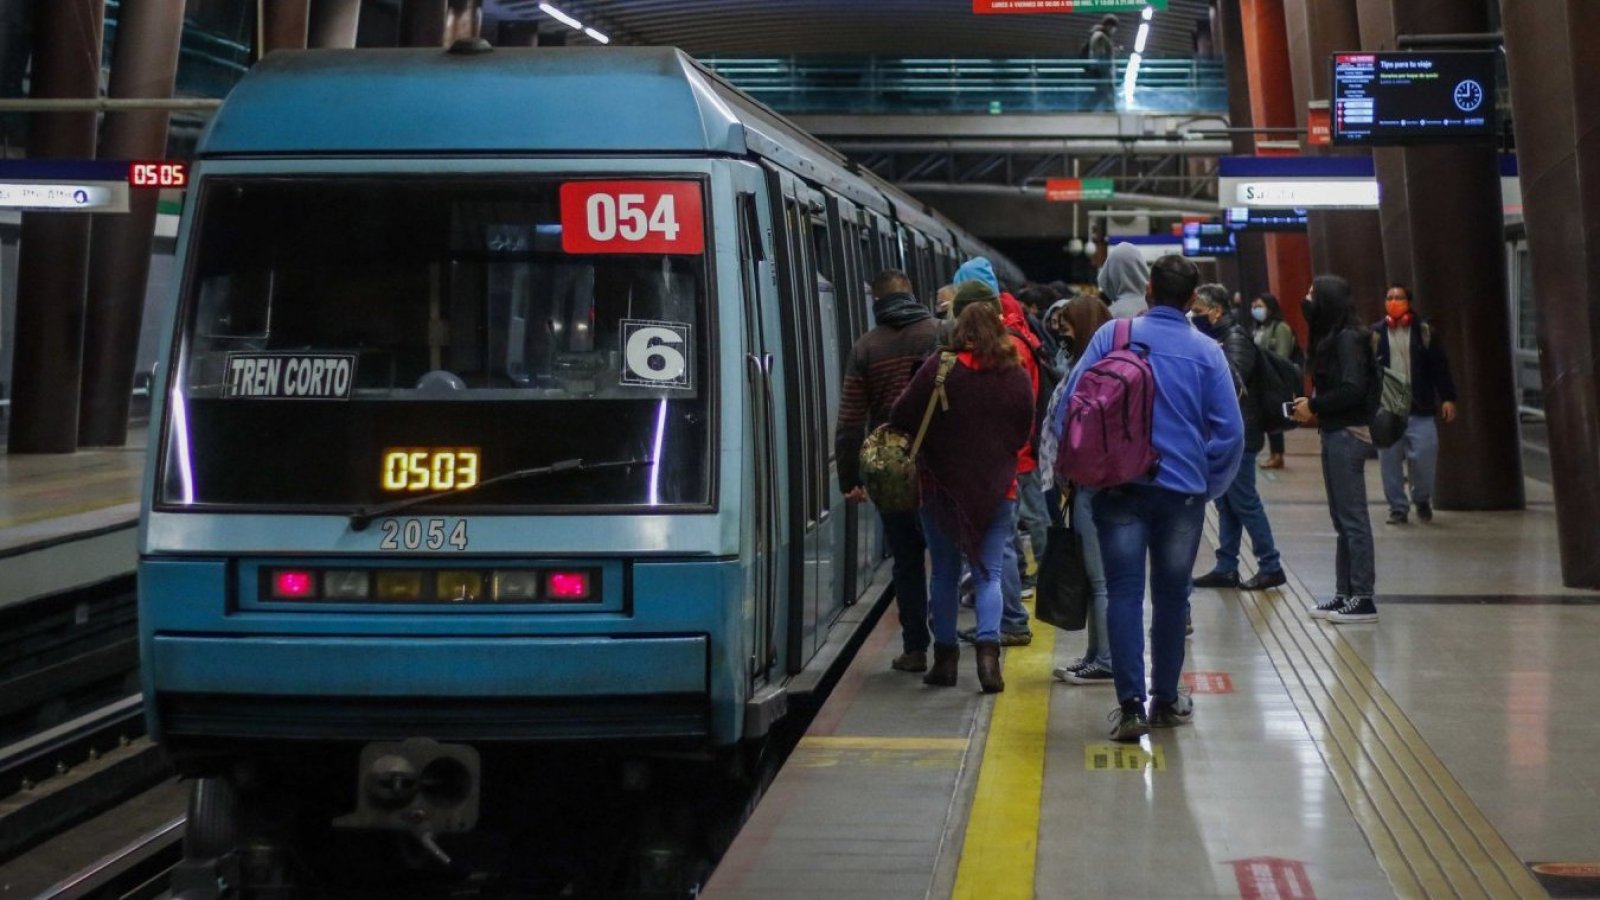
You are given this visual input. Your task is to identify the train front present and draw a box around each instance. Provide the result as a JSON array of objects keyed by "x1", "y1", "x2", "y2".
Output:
[{"x1": 138, "y1": 164, "x2": 749, "y2": 854}]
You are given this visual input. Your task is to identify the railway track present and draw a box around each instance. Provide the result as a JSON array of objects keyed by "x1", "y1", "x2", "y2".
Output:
[{"x1": 33, "y1": 816, "x2": 184, "y2": 900}]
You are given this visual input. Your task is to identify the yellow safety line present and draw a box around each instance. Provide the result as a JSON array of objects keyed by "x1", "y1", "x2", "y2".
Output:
[
  {"x1": 952, "y1": 605, "x2": 1054, "y2": 900},
  {"x1": 796, "y1": 736, "x2": 970, "y2": 751},
  {"x1": 1214, "y1": 512, "x2": 1543, "y2": 899}
]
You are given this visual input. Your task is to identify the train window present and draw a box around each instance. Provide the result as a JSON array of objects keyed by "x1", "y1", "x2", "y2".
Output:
[
  {"x1": 161, "y1": 176, "x2": 713, "y2": 511},
  {"x1": 810, "y1": 214, "x2": 834, "y2": 283}
]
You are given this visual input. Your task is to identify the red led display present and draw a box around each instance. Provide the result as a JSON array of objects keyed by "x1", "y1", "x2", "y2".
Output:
[
  {"x1": 546, "y1": 571, "x2": 592, "y2": 600},
  {"x1": 128, "y1": 161, "x2": 188, "y2": 188},
  {"x1": 272, "y1": 570, "x2": 315, "y2": 599}
]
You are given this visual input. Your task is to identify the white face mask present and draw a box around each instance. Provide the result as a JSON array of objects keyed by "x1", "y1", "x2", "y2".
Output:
[{"x1": 1252, "y1": 307, "x2": 1268, "y2": 323}]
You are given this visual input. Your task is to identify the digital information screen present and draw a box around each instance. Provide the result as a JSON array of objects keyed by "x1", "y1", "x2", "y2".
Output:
[
  {"x1": 1182, "y1": 221, "x2": 1236, "y2": 257},
  {"x1": 1224, "y1": 207, "x2": 1309, "y2": 232},
  {"x1": 1332, "y1": 50, "x2": 1496, "y2": 145}
]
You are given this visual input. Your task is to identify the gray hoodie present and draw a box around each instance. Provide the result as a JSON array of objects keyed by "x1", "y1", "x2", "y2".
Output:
[{"x1": 1098, "y1": 242, "x2": 1150, "y2": 319}]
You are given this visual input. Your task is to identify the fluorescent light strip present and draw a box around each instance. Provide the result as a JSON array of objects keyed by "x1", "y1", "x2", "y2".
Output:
[
  {"x1": 1122, "y1": 51, "x2": 1143, "y2": 100},
  {"x1": 1134, "y1": 22, "x2": 1150, "y2": 54},
  {"x1": 1142, "y1": 4, "x2": 1154, "y2": 20},
  {"x1": 538, "y1": 2, "x2": 582, "y2": 30},
  {"x1": 584, "y1": 26, "x2": 610, "y2": 44}
]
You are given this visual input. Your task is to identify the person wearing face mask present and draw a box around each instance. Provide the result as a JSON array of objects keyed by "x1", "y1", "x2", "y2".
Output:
[
  {"x1": 1251, "y1": 293, "x2": 1298, "y2": 469},
  {"x1": 1189, "y1": 285, "x2": 1288, "y2": 592},
  {"x1": 1371, "y1": 285, "x2": 1458, "y2": 524}
]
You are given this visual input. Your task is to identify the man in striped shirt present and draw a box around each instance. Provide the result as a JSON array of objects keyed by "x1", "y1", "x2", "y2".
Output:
[{"x1": 837, "y1": 270, "x2": 941, "y2": 673}]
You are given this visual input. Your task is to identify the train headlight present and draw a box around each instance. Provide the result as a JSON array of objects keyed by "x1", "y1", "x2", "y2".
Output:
[
  {"x1": 492, "y1": 571, "x2": 541, "y2": 602},
  {"x1": 435, "y1": 571, "x2": 485, "y2": 602},
  {"x1": 545, "y1": 570, "x2": 593, "y2": 601},
  {"x1": 271, "y1": 569, "x2": 316, "y2": 600},
  {"x1": 323, "y1": 570, "x2": 371, "y2": 600},
  {"x1": 375, "y1": 571, "x2": 425, "y2": 601}
]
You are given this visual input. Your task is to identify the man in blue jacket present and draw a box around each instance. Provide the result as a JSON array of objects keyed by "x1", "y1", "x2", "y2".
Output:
[{"x1": 1063, "y1": 255, "x2": 1244, "y2": 743}]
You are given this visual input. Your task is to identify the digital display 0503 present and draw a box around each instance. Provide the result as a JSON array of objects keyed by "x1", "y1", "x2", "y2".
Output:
[{"x1": 382, "y1": 449, "x2": 481, "y2": 493}]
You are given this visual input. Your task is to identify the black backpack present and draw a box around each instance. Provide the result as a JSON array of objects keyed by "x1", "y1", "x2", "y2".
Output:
[
  {"x1": 1252, "y1": 344, "x2": 1302, "y2": 435},
  {"x1": 1009, "y1": 327, "x2": 1060, "y2": 456}
]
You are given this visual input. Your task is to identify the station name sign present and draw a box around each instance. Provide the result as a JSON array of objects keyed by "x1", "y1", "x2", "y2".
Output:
[
  {"x1": 0, "y1": 159, "x2": 187, "y2": 213},
  {"x1": 974, "y1": 0, "x2": 1166, "y2": 13}
]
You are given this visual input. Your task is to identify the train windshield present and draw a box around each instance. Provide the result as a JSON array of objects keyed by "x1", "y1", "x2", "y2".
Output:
[{"x1": 159, "y1": 176, "x2": 714, "y2": 511}]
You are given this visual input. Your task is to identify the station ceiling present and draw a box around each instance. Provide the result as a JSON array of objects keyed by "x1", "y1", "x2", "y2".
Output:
[{"x1": 482, "y1": 0, "x2": 1217, "y2": 57}]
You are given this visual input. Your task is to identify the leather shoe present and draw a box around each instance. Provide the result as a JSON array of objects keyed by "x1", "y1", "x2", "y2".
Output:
[
  {"x1": 890, "y1": 651, "x2": 927, "y2": 673},
  {"x1": 975, "y1": 641, "x2": 1004, "y2": 693},
  {"x1": 1192, "y1": 570, "x2": 1240, "y2": 589},
  {"x1": 1240, "y1": 570, "x2": 1287, "y2": 591},
  {"x1": 923, "y1": 644, "x2": 959, "y2": 687}
]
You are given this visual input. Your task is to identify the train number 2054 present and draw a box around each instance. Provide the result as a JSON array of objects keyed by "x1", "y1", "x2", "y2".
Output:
[{"x1": 379, "y1": 518, "x2": 468, "y2": 551}]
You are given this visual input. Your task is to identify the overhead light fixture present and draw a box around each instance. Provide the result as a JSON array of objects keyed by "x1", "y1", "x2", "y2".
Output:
[
  {"x1": 1142, "y1": 4, "x2": 1154, "y2": 20},
  {"x1": 538, "y1": 2, "x2": 583, "y2": 30},
  {"x1": 584, "y1": 26, "x2": 610, "y2": 44},
  {"x1": 1122, "y1": 52, "x2": 1143, "y2": 103},
  {"x1": 1134, "y1": 22, "x2": 1150, "y2": 54}
]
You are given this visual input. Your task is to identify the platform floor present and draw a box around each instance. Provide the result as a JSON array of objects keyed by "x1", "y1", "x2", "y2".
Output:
[
  {"x1": 706, "y1": 430, "x2": 1599, "y2": 900},
  {"x1": 0, "y1": 431, "x2": 143, "y2": 550}
]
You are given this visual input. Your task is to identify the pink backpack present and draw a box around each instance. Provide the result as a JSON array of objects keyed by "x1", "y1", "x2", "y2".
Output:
[{"x1": 1058, "y1": 318, "x2": 1161, "y2": 488}]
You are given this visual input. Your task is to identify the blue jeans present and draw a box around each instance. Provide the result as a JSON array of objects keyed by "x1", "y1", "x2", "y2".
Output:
[
  {"x1": 880, "y1": 509, "x2": 929, "y2": 654},
  {"x1": 1321, "y1": 429, "x2": 1376, "y2": 597},
  {"x1": 1015, "y1": 470, "x2": 1051, "y2": 585},
  {"x1": 924, "y1": 500, "x2": 1016, "y2": 645},
  {"x1": 1093, "y1": 485, "x2": 1206, "y2": 705},
  {"x1": 999, "y1": 502, "x2": 1032, "y2": 635},
  {"x1": 1073, "y1": 487, "x2": 1112, "y2": 669},
  {"x1": 1380, "y1": 414, "x2": 1438, "y2": 514},
  {"x1": 1212, "y1": 456, "x2": 1282, "y2": 576}
]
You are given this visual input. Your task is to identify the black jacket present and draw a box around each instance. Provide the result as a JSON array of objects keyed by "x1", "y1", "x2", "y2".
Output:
[
  {"x1": 1371, "y1": 319, "x2": 1457, "y2": 416},
  {"x1": 1214, "y1": 314, "x2": 1264, "y2": 453},
  {"x1": 1310, "y1": 328, "x2": 1373, "y2": 433}
]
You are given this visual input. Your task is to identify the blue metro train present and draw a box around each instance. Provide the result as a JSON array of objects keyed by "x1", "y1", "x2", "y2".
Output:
[{"x1": 138, "y1": 43, "x2": 1021, "y2": 884}]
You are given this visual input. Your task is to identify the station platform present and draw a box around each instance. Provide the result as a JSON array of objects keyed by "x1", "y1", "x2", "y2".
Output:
[
  {"x1": 0, "y1": 432, "x2": 143, "y2": 608},
  {"x1": 705, "y1": 430, "x2": 1599, "y2": 900}
]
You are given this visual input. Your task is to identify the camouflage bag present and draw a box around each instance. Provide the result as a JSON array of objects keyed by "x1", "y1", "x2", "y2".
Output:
[{"x1": 859, "y1": 352, "x2": 957, "y2": 513}]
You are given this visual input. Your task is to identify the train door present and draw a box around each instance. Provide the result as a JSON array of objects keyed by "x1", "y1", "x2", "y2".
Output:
[
  {"x1": 763, "y1": 164, "x2": 831, "y2": 671},
  {"x1": 736, "y1": 185, "x2": 781, "y2": 684},
  {"x1": 825, "y1": 194, "x2": 866, "y2": 609}
]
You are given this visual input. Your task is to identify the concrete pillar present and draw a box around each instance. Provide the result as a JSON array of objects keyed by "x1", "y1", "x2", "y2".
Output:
[
  {"x1": 445, "y1": 0, "x2": 482, "y2": 44},
  {"x1": 1503, "y1": 0, "x2": 1600, "y2": 583},
  {"x1": 8, "y1": 0, "x2": 103, "y2": 454},
  {"x1": 1280, "y1": 0, "x2": 1388, "y2": 321},
  {"x1": 79, "y1": 0, "x2": 185, "y2": 447},
  {"x1": 398, "y1": 0, "x2": 448, "y2": 47},
  {"x1": 1238, "y1": 0, "x2": 1314, "y2": 343},
  {"x1": 1383, "y1": 0, "x2": 1522, "y2": 510},
  {"x1": 1353, "y1": 0, "x2": 1414, "y2": 291},
  {"x1": 260, "y1": 0, "x2": 309, "y2": 54},
  {"x1": 309, "y1": 0, "x2": 360, "y2": 48}
]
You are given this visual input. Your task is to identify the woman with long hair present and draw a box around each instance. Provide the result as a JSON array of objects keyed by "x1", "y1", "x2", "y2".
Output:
[
  {"x1": 1290, "y1": 275, "x2": 1379, "y2": 623},
  {"x1": 1253, "y1": 292, "x2": 1298, "y2": 469},
  {"x1": 1037, "y1": 295, "x2": 1118, "y2": 686},
  {"x1": 889, "y1": 280, "x2": 1034, "y2": 692}
]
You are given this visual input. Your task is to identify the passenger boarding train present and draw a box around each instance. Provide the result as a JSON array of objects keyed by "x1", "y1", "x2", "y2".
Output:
[{"x1": 138, "y1": 43, "x2": 1022, "y2": 887}]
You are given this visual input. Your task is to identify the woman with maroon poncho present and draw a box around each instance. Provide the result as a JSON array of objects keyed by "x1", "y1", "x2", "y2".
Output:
[{"x1": 889, "y1": 280, "x2": 1034, "y2": 693}]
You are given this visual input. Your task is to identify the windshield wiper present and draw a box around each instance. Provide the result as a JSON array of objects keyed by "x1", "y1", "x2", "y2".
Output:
[{"x1": 347, "y1": 456, "x2": 656, "y2": 531}]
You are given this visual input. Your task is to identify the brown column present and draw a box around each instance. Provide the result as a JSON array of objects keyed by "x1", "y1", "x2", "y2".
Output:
[
  {"x1": 445, "y1": 0, "x2": 482, "y2": 44},
  {"x1": 78, "y1": 0, "x2": 184, "y2": 447},
  {"x1": 1239, "y1": 0, "x2": 1314, "y2": 343},
  {"x1": 309, "y1": 0, "x2": 360, "y2": 48},
  {"x1": 1353, "y1": 0, "x2": 1413, "y2": 291},
  {"x1": 1384, "y1": 0, "x2": 1522, "y2": 510},
  {"x1": 8, "y1": 0, "x2": 103, "y2": 454},
  {"x1": 1219, "y1": 0, "x2": 1271, "y2": 304},
  {"x1": 398, "y1": 0, "x2": 447, "y2": 47},
  {"x1": 260, "y1": 0, "x2": 309, "y2": 54},
  {"x1": 1280, "y1": 0, "x2": 1388, "y2": 321},
  {"x1": 1502, "y1": 0, "x2": 1600, "y2": 583}
]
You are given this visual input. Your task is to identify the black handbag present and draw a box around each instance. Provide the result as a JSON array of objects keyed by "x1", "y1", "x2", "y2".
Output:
[{"x1": 1034, "y1": 516, "x2": 1092, "y2": 632}]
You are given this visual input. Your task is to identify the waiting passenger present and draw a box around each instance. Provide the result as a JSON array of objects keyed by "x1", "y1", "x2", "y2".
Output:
[
  {"x1": 1039, "y1": 294, "x2": 1116, "y2": 686},
  {"x1": 952, "y1": 258, "x2": 1038, "y2": 646},
  {"x1": 1099, "y1": 241, "x2": 1150, "y2": 319},
  {"x1": 889, "y1": 281, "x2": 1033, "y2": 693},
  {"x1": 1190, "y1": 284, "x2": 1288, "y2": 592},
  {"x1": 1253, "y1": 292, "x2": 1298, "y2": 470},
  {"x1": 1373, "y1": 284, "x2": 1458, "y2": 525},
  {"x1": 1291, "y1": 276, "x2": 1379, "y2": 624},
  {"x1": 1063, "y1": 255, "x2": 1243, "y2": 741},
  {"x1": 836, "y1": 269, "x2": 941, "y2": 673}
]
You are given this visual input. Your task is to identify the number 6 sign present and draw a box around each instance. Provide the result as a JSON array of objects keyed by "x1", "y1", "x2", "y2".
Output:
[
  {"x1": 620, "y1": 320, "x2": 693, "y2": 389},
  {"x1": 561, "y1": 180, "x2": 705, "y2": 255}
]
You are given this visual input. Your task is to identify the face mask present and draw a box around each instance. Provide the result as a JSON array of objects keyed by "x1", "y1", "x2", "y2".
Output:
[
  {"x1": 1252, "y1": 307, "x2": 1268, "y2": 323},
  {"x1": 1060, "y1": 335, "x2": 1076, "y2": 355},
  {"x1": 1386, "y1": 299, "x2": 1411, "y2": 322},
  {"x1": 1189, "y1": 312, "x2": 1216, "y2": 337}
]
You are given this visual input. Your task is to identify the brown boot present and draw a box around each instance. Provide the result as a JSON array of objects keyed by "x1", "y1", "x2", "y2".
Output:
[
  {"x1": 1259, "y1": 453, "x2": 1284, "y2": 470},
  {"x1": 923, "y1": 643, "x2": 959, "y2": 687},
  {"x1": 975, "y1": 641, "x2": 1004, "y2": 693}
]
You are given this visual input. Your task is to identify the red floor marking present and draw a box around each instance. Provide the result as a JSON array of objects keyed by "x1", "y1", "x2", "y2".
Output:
[
  {"x1": 1183, "y1": 671, "x2": 1235, "y2": 694},
  {"x1": 1229, "y1": 857, "x2": 1316, "y2": 900},
  {"x1": 808, "y1": 605, "x2": 899, "y2": 736}
]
